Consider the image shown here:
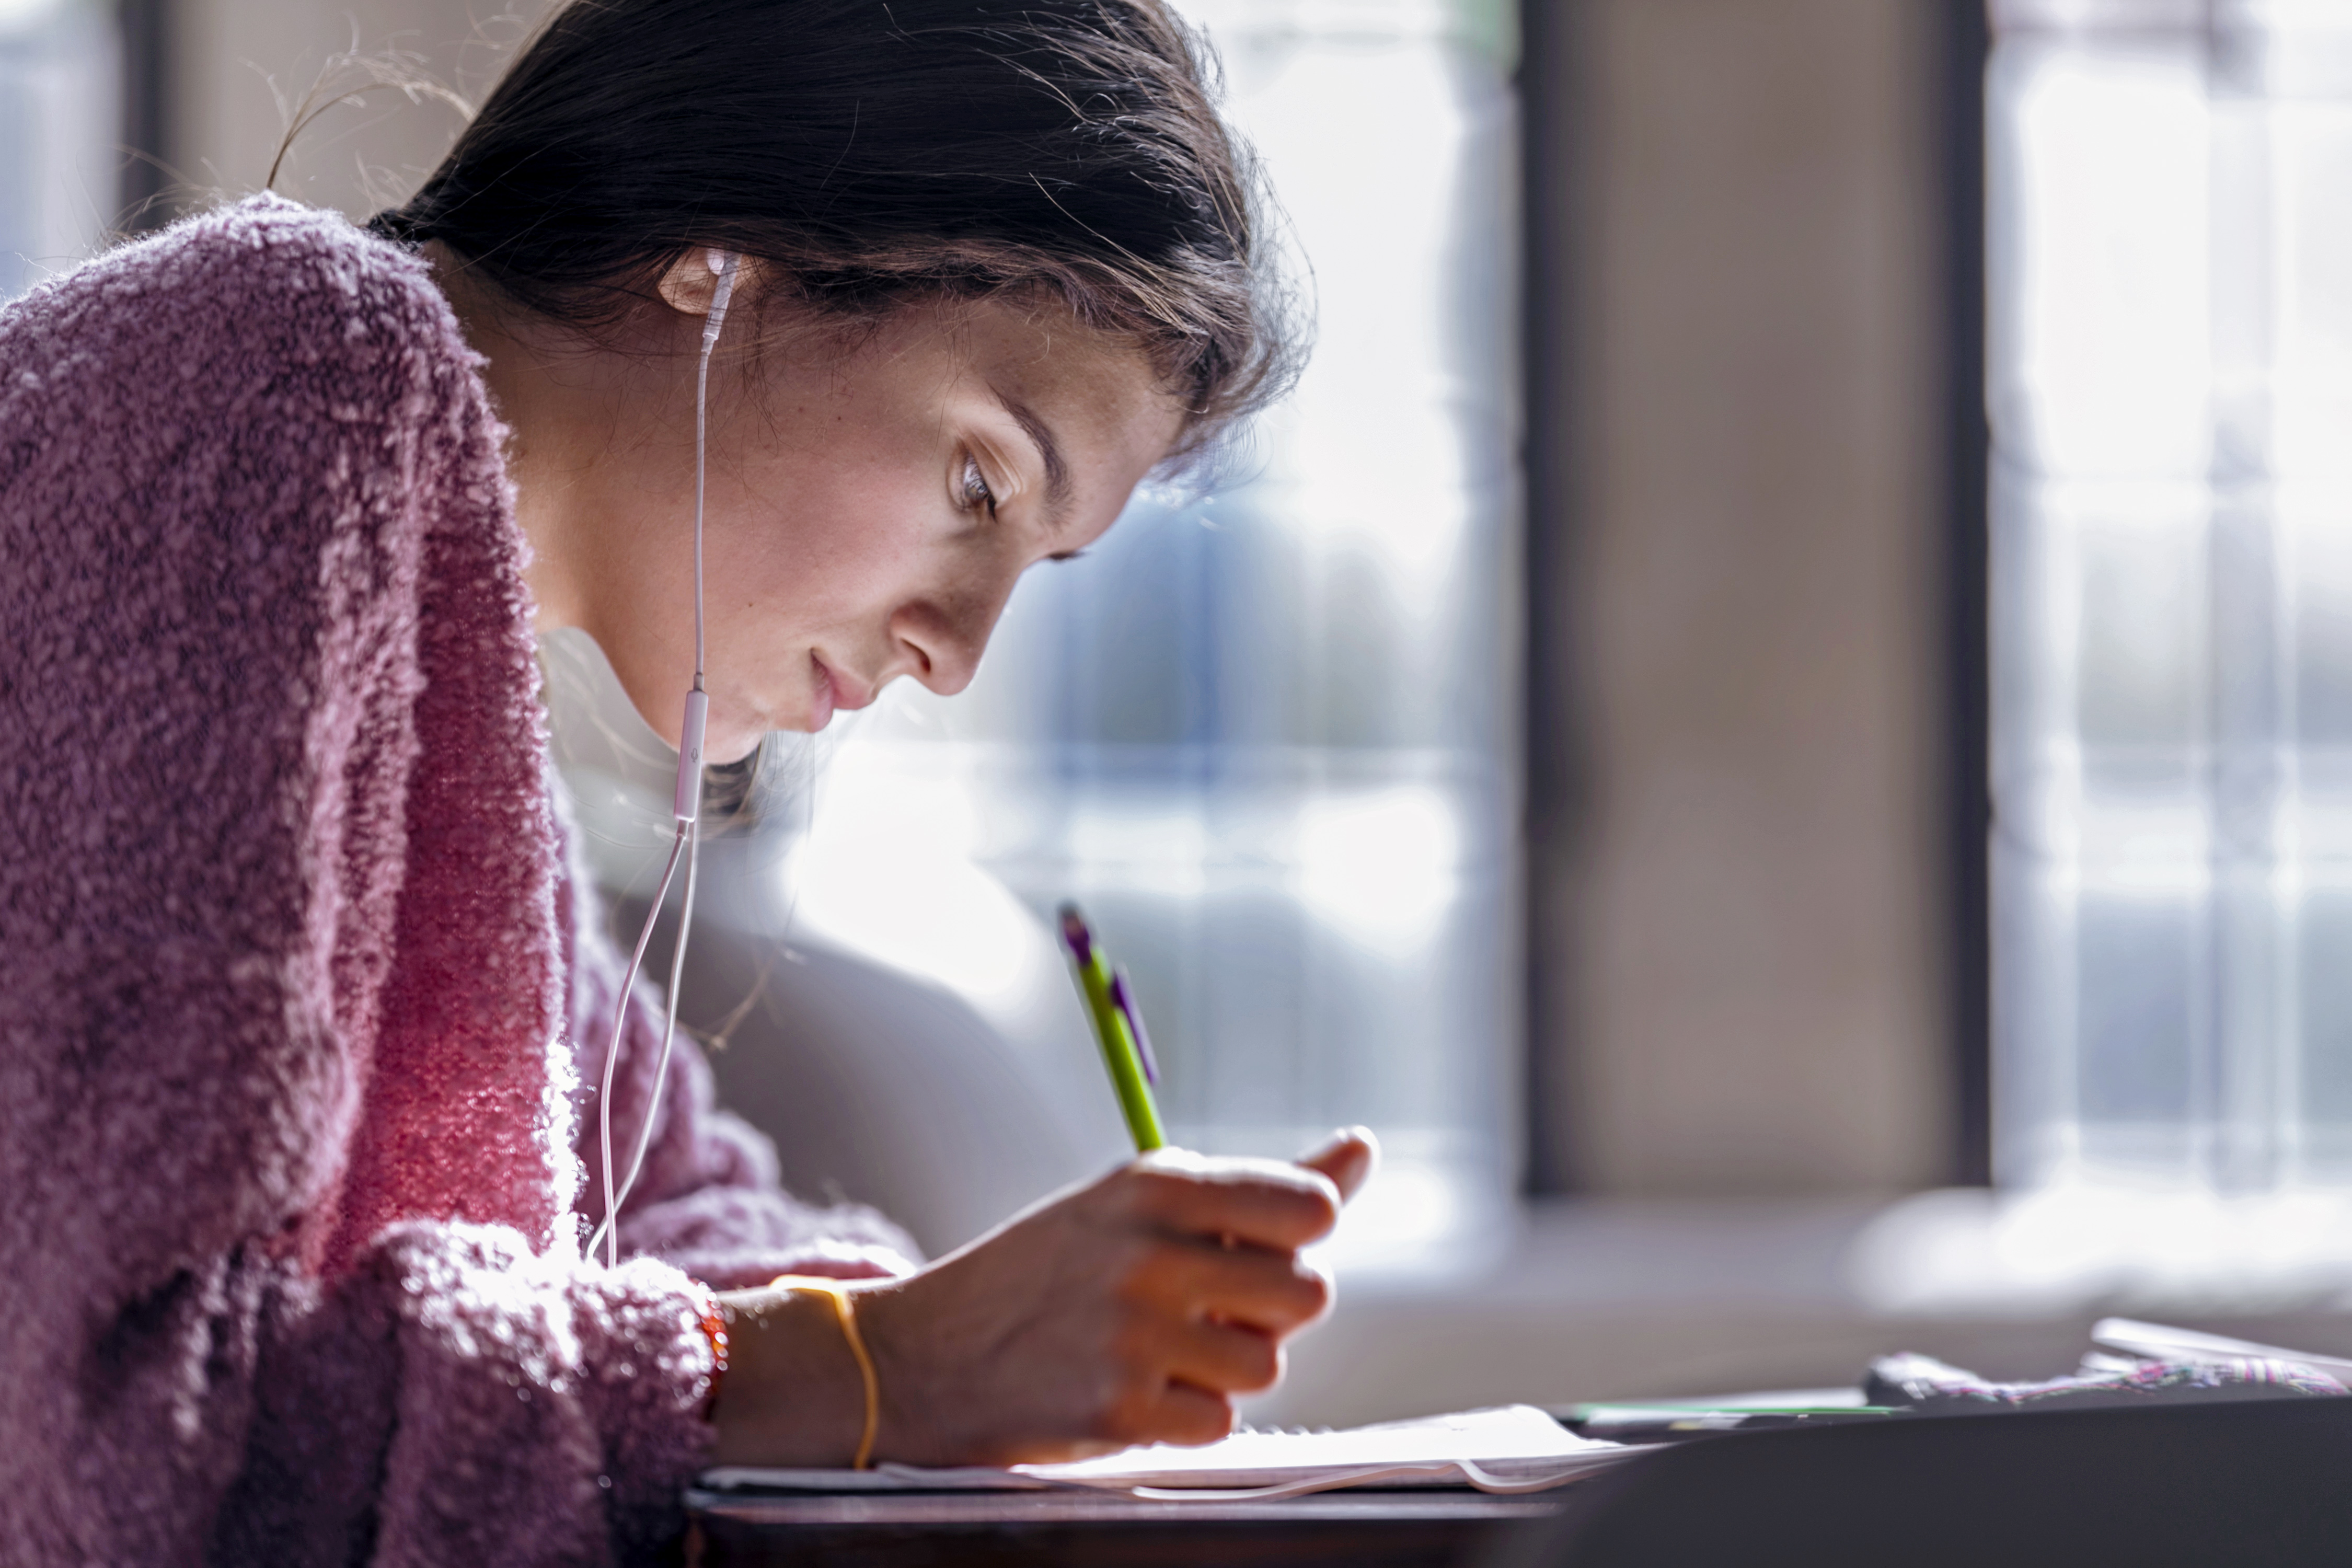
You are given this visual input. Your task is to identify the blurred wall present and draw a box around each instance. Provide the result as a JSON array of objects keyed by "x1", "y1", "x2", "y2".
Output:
[
  {"x1": 166, "y1": 0, "x2": 547, "y2": 219},
  {"x1": 1530, "y1": 0, "x2": 1953, "y2": 1194}
]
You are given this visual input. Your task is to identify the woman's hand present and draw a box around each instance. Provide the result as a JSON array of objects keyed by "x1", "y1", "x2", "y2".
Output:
[{"x1": 708, "y1": 1128, "x2": 1377, "y2": 1468}]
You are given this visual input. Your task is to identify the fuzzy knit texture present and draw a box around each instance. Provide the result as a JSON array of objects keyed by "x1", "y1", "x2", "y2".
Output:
[{"x1": 0, "y1": 195, "x2": 916, "y2": 1567}]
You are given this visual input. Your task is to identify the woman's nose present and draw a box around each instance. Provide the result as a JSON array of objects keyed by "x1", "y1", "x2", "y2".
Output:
[{"x1": 887, "y1": 598, "x2": 990, "y2": 696}]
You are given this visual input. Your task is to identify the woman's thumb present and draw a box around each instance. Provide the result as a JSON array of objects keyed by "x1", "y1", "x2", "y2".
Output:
[{"x1": 1294, "y1": 1126, "x2": 1379, "y2": 1203}]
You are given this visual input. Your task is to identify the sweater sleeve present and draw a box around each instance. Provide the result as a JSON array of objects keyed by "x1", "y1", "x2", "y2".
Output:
[
  {"x1": 554, "y1": 817, "x2": 923, "y2": 1290},
  {"x1": 212, "y1": 1227, "x2": 713, "y2": 1567},
  {"x1": 0, "y1": 198, "x2": 716, "y2": 1567}
]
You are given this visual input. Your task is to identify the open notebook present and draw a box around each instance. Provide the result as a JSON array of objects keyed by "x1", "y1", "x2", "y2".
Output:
[
  {"x1": 700, "y1": 1322, "x2": 2352, "y2": 1504},
  {"x1": 698, "y1": 1404, "x2": 1636, "y2": 1502}
]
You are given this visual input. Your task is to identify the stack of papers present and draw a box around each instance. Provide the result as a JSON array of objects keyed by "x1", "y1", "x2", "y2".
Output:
[{"x1": 700, "y1": 1404, "x2": 1637, "y2": 1501}]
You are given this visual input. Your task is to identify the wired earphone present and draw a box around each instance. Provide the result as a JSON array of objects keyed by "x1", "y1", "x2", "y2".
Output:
[{"x1": 584, "y1": 247, "x2": 740, "y2": 1271}]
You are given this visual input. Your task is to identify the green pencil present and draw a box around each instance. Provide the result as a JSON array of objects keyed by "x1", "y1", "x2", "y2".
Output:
[{"x1": 1057, "y1": 903, "x2": 1166, "y2": 1152}]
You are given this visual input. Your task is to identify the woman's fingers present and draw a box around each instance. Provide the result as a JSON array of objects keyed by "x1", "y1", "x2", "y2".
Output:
[
  {"x1": 1129, "y1": 1236, "x2": 1331, "y2": 1335},
  {"x1": 1162, "y1": 1317, "x2": 1285, "y2": 1397},
  {"x1": 1115, "y1": 1132, "x2": 1377, "y2": 1251},
  {"x1": 1147, "y1": 1379, "x2": 1239, "y2": 1448},
  {"x1": 1294, "y1": 1125, "x2": 1379, "y2": 1202},
  {"x1": 1125, "y1": 1152, "x2": 1341, "y2": 1251}
]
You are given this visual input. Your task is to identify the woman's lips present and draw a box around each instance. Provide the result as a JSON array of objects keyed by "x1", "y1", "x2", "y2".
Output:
[{"x1": 808, "y1": 653, "x2": 877, "y2": 731}]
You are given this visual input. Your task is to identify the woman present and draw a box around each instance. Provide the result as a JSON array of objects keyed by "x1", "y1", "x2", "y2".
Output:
[{"x1": 0, "y1": 2, "x2": 1376, "y2": 1562}]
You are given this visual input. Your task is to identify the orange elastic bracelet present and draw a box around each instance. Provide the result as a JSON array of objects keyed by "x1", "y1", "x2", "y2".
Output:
[{"x1": 771, "y1": 1275, "x2": 880, "y2": 1470}]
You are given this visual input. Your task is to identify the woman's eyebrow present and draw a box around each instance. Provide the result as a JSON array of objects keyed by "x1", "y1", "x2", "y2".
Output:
[{"x1": 994, "y1": 388, "x2": 1073, "y2": 527}]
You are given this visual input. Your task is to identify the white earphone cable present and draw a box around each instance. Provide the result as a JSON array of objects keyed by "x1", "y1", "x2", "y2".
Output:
[
  {"x1": 589, "y1": 812, "x2": 699, "y2": 1267},
  {"x1": 590, "y1": 823, "x2": 686, "y2": 1269},
  {"x1": 693, "y1": 250, "x2": 737, "y2": 690},
  {"x1": 586, "y1": 249, "x2": 738, "y2": 1271}
]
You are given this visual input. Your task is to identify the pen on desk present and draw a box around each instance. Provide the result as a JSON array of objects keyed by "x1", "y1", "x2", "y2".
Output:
[{"x1": 1057, "y1": 903, "x2": 1167, "y2": 1152}]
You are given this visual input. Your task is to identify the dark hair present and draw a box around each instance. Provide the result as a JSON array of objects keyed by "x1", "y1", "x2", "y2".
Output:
[{"x1": 367, "y1": 0, "x2": 1299, "y2": 468}]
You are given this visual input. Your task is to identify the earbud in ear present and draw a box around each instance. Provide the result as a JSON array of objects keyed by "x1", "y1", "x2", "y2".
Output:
[{"x1": 701, "y1": 251, "x2": 740, "y2": 347}]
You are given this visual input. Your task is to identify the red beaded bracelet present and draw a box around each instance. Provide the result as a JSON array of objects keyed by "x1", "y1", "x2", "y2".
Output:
[{"x1": 691, "y1": 1288, "x2": 730, "y2": 1422}]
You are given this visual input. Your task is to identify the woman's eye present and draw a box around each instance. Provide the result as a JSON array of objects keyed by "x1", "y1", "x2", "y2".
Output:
[{"x1": 960, "y1": 454, "x2": 998, "y2": 516}]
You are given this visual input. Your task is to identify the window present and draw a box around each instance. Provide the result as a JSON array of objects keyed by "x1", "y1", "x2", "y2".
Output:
[{"x1": 1991, "y1": 0, "x2": 2352, "y2": 1191}]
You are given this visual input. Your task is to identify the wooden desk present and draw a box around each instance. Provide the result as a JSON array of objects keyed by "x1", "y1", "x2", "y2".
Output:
[{"x1": 687, "y1": 1488, "x2": 1569, "y2": 1567}]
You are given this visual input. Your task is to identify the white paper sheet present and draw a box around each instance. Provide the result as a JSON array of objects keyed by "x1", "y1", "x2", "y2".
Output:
[{"x1": 699, "y1": 1404, "x2": 1635, "y2": 1502}]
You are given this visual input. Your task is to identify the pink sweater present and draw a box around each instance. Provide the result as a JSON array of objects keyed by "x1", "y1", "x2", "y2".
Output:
[{"x1": 0, "y1": 195, "x2": 915, "y2": 1565}]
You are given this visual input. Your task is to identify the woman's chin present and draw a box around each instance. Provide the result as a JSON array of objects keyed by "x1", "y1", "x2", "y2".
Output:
[{"x1": 707, "y1": 727, "x2": 773, "y2": 761}]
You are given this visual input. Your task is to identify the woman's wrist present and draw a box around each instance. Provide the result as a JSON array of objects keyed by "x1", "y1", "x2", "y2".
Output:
[
  {"x1": 705, "y1": 1284, "x2": 872, "y2": 1467},
  {"x1": 843, "y1": 1276, "x2": 956, "y2": 1467}
]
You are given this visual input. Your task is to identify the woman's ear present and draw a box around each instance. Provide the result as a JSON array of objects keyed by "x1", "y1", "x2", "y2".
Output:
[{"x1": 656, "y1": 249, "x2": 757, "y2": 317}]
